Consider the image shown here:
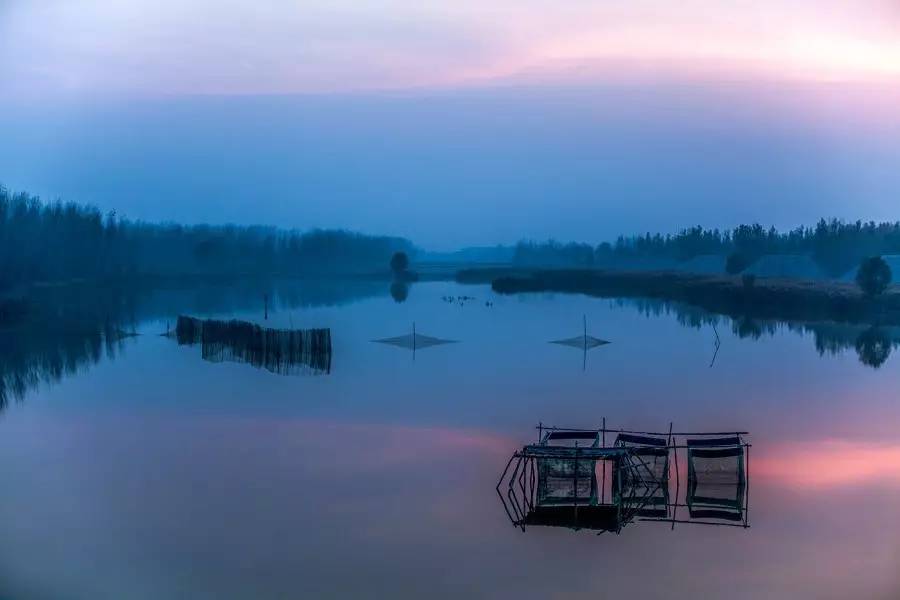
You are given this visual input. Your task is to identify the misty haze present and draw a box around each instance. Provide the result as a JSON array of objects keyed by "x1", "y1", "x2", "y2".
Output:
[{"x1": 2, "y1": 2, "x2": 900, "y2": 599}]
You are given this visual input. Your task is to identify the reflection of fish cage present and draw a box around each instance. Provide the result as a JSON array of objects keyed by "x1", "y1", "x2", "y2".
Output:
[
  {"x1": 175, "y1": 316, "x2": 332, "y2": 375},
  {"x1": 685, "y1": 437, "x2": 747, "y2": 523},
  {"x1": 176, "y1": 315, "x2": 204, "y2": 345},
  {"x1": 613, "y1": 434, "x2": 670, "y2": 519},
  {"x1": 498, "y1": 422, "x2": 750, "y2": 534}
]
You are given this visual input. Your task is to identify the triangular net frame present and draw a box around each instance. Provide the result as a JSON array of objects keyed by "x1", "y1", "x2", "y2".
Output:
[
  {"x1": 372, "y1": 332, "x2": 457, "y2": 350},
  {"x1": 550, "y1": 335, "x2": 610, "y2": 349},
  {"x1": 549, "y1": 315, "x2": 610, "y2": 349}
]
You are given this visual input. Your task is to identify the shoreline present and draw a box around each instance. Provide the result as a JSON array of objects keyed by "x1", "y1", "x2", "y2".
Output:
[{"x1": 458, "y1": 267, "x2": 900, "y2": 326}]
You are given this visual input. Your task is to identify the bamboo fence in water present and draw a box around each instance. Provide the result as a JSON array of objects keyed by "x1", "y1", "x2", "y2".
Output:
[{"x1": 176, "y1": 316, "x2": 331, "y2": 375}]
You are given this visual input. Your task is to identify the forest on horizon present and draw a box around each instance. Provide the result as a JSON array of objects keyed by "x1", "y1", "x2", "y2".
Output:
[
  {"x1": 3, "y1": 184, "x2": 900, "y2": 286},
  {"x1": 0, "y1": 186, "x2": 412, "y2": 287},
  {"x1": 514, "y1": 222, "x2": 900, "y2": 277}
]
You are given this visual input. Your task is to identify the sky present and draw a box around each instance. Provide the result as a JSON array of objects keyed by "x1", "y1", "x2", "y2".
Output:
[{"x1": 1, "y1": 0, "x2": 900, "y2": 248}]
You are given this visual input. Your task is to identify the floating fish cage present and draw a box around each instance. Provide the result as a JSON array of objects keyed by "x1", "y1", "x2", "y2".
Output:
[
  {"x1": 497, "y1": 422, "x2": 750, "y2": 534},
  {"x1": 175, "y1": 316, "x2": 332, "y2": 375}
]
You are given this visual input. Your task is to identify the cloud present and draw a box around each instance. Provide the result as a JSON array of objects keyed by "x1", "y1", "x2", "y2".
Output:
[{"x1": 2, "y1": 0, "x2": 899, "y2": 96}]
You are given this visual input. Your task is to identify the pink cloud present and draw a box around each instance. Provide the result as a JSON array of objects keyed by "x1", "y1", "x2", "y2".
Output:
[{"x1": 3, "y1": 0, "x2": 900, "y2": 97}]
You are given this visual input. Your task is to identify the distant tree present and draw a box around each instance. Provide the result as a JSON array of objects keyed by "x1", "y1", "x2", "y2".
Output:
[
  {"x1": 390, "y1": 251, "x2": 409, "y2": 274},
  {"x1": 726, "y1": 252, "x2": 749, "y2": 275},
  {"x1": 856, "y1": 256, "x2": 892, "y2": 296}
]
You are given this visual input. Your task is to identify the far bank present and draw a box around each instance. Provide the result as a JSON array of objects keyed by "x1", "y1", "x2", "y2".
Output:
[{"x1": 457, "y1": 267, "x2": 900, "y2": 326}]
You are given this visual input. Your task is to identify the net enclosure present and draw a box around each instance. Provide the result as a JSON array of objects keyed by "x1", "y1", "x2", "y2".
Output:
[
  {"x1": 497, "y1": 428, "x2": 671, "y2": 533},
  {"x1": 175, "y1": 316, "x2": 332, "y2": 375},
  {"x1": 537, "y1": 431, "x2": 601, "y2": 506},
  {"x1": 613, "y1": 434, "x2": 670, "y2": 519},
  {"x1": 686, "y1": 437, "x2": 747, "y2": 523},
  {"x1": 498, "y1": 423, "x2": 751, "y2": 534}
]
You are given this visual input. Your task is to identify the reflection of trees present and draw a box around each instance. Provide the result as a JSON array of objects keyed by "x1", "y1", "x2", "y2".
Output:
[
  {"x1": 390, "y1": 282, "x2": 409, "y2": 303},
  {"x1": 734, "y1": 318, "x2": 765, "y2": 340},
  {"x1": 0, "y1": 287, "x2": 138, "y2": 410},
  {"x1": 1, "y1": 278, "x2": 385, "y2": 410},
  {"x1": 0, "y1": 327, "x2": 130, "y2": 410},
  {"x1": 618, "y1": 297, "x2": 900, "y2": 369},
  {"x1": 855, "y1": 328, "x2": 892, "y2": 369}
]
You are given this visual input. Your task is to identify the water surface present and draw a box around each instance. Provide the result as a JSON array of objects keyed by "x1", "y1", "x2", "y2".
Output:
[{"x1": 2, "y1": 280, "x2": 899, "y2": 599}]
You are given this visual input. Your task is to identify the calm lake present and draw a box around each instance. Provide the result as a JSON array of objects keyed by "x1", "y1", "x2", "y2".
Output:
[{"x1": 2, "y1": 280, "x2": 900, "y2": 599}]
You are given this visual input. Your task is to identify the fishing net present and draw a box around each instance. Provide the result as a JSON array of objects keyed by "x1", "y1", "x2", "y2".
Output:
[
  {"x1": 549, "y1": 335, "x2": 610, "y2": 349},
  {"x1": 687, "y1": 440, "x2": 746, "y2": 520},
  {"x1": 175, "y1": 316, "x2": 332, "y2": 375},
  {"x1": 537, "y1": 457, "x2": 596, "y2": 505},
  {"x1": 689, "y1": 450, "x2": 744, "y2": 484},
  {"x1": 687, "y1": 440, "x2": 745, "y2": 485},
  {"x1": 615, "y1": 434, "x2": 669, "y2": 484},
  {"x1": 372, "y1": 332, "x2": 456, "y2": 350},
  {"x1": 613, "y1": 434, "x2": 670, "y2": 517}
]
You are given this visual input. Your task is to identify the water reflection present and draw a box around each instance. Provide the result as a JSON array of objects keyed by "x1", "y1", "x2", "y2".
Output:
[
  {"x1": 683, "y1": 436, "x2": 748, "y2": 524},
  {"x1": 390, "y1": 282, "x2": 410, "y2": 303},
  {"x1": 372, "y1": 323, "x2": 457, "y2": 354},
  {"x1": 5, "y1": 280, "x2": 900, "y2": 598},
  {"x1": 174, "y1": 316, "x2": 333, "y2": 375},
  {"x1": 855, "y1": 327, "x2": 892, "y2": 368},
  {"x1": 0, "y1": 279, "x2": 381, "y2": 409},
  {"x1": 709, "y1": 323, "x2": 722, "y2": 367},
  {"x1": 549, "y1": 316, "x2": 611, "y2": 370},
  {"x1": 754, "y1": 441, "x2": 900, "y2": 488},
  {"x1": 498, "y1": 424, "x2": 750, "y2": 534},
  {"x1": 0, "y1": 326, "x2": 131, "y2": 410},
  {"x1": 0, "y1": 286, "x2": 140, "y2": 409},
  {"x1": 3, "y1": 279, "x2": 898, "y2": 414},
  {"x1": 620, "y1": 297, "x2": 900, "y2": 369},
  {"x1": 548, "y1": 316, "x2": 610, "y2": 350}
]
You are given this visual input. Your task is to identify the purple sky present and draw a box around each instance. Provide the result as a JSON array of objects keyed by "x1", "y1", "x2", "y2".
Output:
[
  {"x1": 1, "y1": 1, "x2": 899, "y2": 248},
  {"x1": 3, "y1": 0, "x2": 900, "y2": 95}
]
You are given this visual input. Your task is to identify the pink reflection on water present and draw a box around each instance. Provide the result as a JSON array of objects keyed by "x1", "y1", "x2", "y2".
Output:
[
  {"x1": 753, "y1": 440, "x2": 900, "y2": 489},
  {"x1": 291, "y1": 420, "x2": 513, "y2": 465}
]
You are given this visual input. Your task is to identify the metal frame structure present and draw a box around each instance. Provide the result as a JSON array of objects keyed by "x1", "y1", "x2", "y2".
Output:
[{"x1": 497, "y1": 421, "x2": 751, "y2": 534}]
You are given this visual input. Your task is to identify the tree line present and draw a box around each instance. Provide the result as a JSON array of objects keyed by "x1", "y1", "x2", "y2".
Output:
[
  {"x1": 0, "y1": 186, "x2": 413, "y2": 287},
  {"x1": 514, "y1": 221, "x2": 900, "y2": 276}
]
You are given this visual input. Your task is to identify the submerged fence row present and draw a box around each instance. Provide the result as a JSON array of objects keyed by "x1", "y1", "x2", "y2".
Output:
[{"x1": 176, "y1": 316, "x2": 332, "y2": 375}]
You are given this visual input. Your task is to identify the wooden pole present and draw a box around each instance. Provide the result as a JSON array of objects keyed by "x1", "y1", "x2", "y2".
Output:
[
  {"x1": 745, "y1": 443, "x2": 751, "y2": 528},
  {"x1": 573, "y1": 442, "x2": 579, "y2": 526},
  {"x1": 601, "y1": 416, "x2": 606, "y2": 504}
]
